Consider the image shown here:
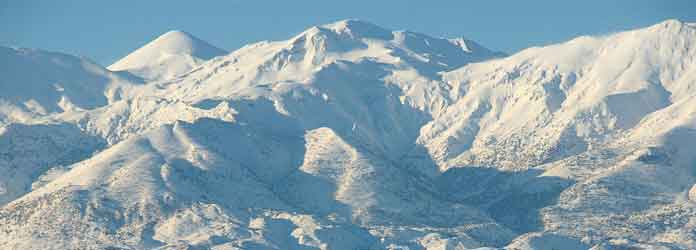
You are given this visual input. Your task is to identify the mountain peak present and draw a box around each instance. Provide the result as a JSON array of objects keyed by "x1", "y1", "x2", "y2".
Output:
[
  {"x1": 324, "y1": 19, "x2": 382, "y2": 30},
  {"x1": 108, "y1": 30, "x2": 227, "y2": 80},
  {"x1": 644, "y1": 18, "x2": 695, "y2": 34},
  {"x1": 655, "y1": 19, "x2": 684, "y2": 27},
  {"x1": 112, "y1": 30, "x2": 227, "y2": 65},
  {"x1": 144, "y1": 30, "x2": 225, "y2": 58},
  {"x1": 319, "y1": 19, "x2": 394, "y2": 40},
  {"x1": 155, "y1": 30, "x2": 198, "y2": 47},
  {"x1": 160, "y1": 29, "x2": 192, "y2": 38}
]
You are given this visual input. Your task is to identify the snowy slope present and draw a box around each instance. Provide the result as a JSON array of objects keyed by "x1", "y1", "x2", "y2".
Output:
[
  {"x1": 109, "y1": 30, "x2": 227, "y2": 81},
  {"x1": 132, "y1": 19, "x2": 503, "y2": 118},
  {"x1": 0, "y1": 20, "x2": 512, "y2": 250},
  {"x1": 421, "y1": 19, "x2": 696, "y2": 170},
  {"x1": 0, "y1": 118, "x2": 508, "y2": 250},
  {"x1": 421, "y1": 19, "x2": 696, "y2": 248},
  {"x1": 0, "y1": 46, "x2": 140, "y2": 124},
  {"x1": 0, "y1": 122, "x2": 105, "y2": 206},
  {"x1": 0, "y1": 46, "x2": 144, "y2": 208},
  {"x1": 2, "y1": 19, "x2": 696, "y2": 250}
]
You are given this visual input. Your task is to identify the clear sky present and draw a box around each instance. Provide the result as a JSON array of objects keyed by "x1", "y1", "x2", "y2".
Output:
[{"x1": 2, "y1": 0, "x2": 695, "y2": 66}]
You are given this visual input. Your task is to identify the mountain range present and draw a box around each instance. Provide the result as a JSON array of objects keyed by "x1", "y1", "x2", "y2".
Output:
[{"x1": 1, "y1": 19, "x2": 695, "y2": 250}]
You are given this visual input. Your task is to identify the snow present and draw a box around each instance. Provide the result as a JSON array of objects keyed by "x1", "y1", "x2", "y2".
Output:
[
  {"x1": 109, "y1": 30, "x2": 228, "y2": 81},
  {"x1": 504, "y1": 232, "x2": 588, "y2": 250},
  {"x1": 0, "y1": 46, "x2": 140, "y2": 124},
  {"x1": 2, "y1": 18, "x2": 696, "y2": 249}
]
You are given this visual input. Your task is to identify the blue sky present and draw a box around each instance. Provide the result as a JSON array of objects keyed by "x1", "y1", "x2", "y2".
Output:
[{"x1": 2, "y1": 0, "x2": 695, "y2": 66}]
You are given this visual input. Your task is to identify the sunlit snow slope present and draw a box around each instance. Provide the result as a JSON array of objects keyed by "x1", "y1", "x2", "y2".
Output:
[
  {"x1": 1, "y1": 19, "x2": 696, "y2": 250},
  {"x1": 108, "y1": 30, "x2": 228, "y2": 81},
  {"x1": 0, "y1": 46, "x2": 140, "y2": 124}
]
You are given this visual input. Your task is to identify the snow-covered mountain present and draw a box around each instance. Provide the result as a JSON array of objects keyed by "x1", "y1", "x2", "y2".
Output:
[
  {"x1": 1, "y1": 19, "x2": 696, "y2": 250},
  {"x1": 0, "y1": 46, "x2": 142, "y2": 208},
  {"x1": 420, "y1": 19, "x2": 696, "y2": 249},
  {"x1": 0, "y1": 46, "x2": 141, "y2": 124},
  {"x1": 109, "y1": 30, "x2": 228, "y2": 81},
  {"x1": 421, "y1": 19, "x2": 696, "y2": 170}
]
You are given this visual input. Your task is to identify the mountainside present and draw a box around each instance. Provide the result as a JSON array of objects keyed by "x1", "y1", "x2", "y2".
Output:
[
  {"x1": 1, "y1": 19, "x2": 696, "y2": 250},
  {"x1": 0, "y1": 46, "x2": 141, "y2": 124},
  {"x1": 422, "y1": 19, "x2": 696, "y2": 170},
  {"x1": 108, "y1": 30, "x2": 228, "y2": 81},
  {"x1": 420, "y1": 19, "x2": 696, "y2": 248}
]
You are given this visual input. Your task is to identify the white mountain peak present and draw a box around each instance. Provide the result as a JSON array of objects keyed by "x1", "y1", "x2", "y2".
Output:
[
  {"x1": 320, "y1": 19, "x2": 394, "y2": 39},
  {"x1": 150, "y1": 30, "x2": 226, "y2": 59},
  {"x1": 108, "y1": 30, "x2": 227, "y2": 81}
]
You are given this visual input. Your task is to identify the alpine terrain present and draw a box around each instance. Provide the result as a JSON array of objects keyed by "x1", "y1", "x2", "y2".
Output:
[{"x1": 1, "y1": 19, "x2": 696, "y2": 250}]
